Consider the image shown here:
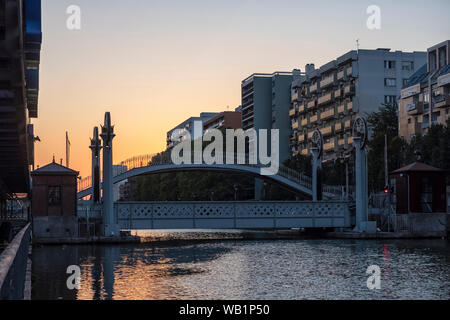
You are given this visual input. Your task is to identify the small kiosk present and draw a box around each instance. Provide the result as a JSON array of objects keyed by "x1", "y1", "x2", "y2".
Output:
[
  {"x1": 31, "y1": 160, "x2": 79, "y2": 239},
  {"x1": 390, "y1": 162, "x2": 447, "y2": 214}
]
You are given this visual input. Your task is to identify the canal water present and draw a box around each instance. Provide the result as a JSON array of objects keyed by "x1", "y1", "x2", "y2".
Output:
[{"x1": 31, "y1": 234, "x2": 450, "y2": 300}]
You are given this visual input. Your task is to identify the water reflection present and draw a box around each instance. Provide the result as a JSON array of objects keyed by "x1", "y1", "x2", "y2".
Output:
[{"x1": 31, "y1": 239, "x2": 450, "y2": 300}]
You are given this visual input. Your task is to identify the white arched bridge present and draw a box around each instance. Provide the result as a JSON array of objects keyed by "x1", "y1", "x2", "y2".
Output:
[{"x1": 77, "y1": 153, "x2": 344, "y2": 200}]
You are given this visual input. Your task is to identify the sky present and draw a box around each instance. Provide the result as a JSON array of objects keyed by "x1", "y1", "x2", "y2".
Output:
[{"x1": 34, "y1": 0, "x2": 450, "y2": 178}]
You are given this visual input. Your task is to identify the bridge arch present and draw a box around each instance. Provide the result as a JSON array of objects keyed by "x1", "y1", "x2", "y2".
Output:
[{"x1": 77, "y1": 163, "x2": 314, "y2": 199}]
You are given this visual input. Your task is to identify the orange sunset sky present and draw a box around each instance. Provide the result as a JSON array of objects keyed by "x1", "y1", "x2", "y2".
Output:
[{"x1": 33, "y1": 0, "x2": 450, "y2": 178}]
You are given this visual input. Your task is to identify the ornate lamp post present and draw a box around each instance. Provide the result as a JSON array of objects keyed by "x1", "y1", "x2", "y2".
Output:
[
  {"x1": 100, "y1": 112, "x2": 119, "y2": 237},
  {"x1": 311, "y1": 129, "x2": 323, "y2": 201},
  {"x1": 89, "y1": 127, "x2": 102, "y2": 203}
]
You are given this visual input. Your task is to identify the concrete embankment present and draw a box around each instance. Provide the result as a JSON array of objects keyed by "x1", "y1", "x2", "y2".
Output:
[{"x1": 0, "y1": 223, "x2": 31, "y2": 300}]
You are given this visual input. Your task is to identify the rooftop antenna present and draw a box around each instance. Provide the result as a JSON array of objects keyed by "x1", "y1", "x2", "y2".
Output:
[{"x1": 66, "y1": 131, "x2": 71, "y2": 167}]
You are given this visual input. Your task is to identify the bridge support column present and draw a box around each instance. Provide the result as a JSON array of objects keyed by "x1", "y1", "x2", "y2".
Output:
[
  {"x1": 90, "y1": 127, "x2": 102, "y2": 203},
  {"x1": 100, "y1": 112, "x2": 120, "y2": 237},
  {"x1": 311, "y1": 147, "x2": 322, "y2": 201},
  {"x1": 353, "y1": 137, "x2": 372, "y2": 232}
]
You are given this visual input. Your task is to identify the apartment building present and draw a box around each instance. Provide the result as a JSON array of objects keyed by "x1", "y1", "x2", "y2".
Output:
[
  {"x1": 399, "y1": 40, "x2": 450, "y2": 142},
  {"x1": 289, "y1": 49, "x2": 426, "y2": 161},
  {"x1": 203, "y1": 111, "x2": 242, "y2": 133},
  {"x1": 241, "y1": 71, "x2": 302, "y2": 162},
  {"x1": 166, "y1": 112, "x2": 219, "y2": 149}
]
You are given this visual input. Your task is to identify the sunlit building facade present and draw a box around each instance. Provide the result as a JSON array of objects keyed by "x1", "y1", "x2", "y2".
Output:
[
  {"x1": 290, "y1": 49, "x2": 426, "y2": 161},
  {"x1": 399, "y1": 40, "x2": 450, "y2": 142}
]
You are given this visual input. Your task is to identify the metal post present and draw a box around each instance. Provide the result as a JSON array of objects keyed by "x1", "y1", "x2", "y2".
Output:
[
  {"x1": 100, "y1": 112, "x2": 119, "y2": 237},
  {"x1": 311, "y1": 147, "x2": 319, "y2": 201},
  {"x1": 353, "y1": 136, "x2": 369, "y2": 231},
  {"x1": 90, "y1": 127, "x2": 102, "y2": 203}
]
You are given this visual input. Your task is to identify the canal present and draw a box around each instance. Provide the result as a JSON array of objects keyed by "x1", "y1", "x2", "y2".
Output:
[{"x1": 31, "y1": 236, "x2": 450, "y2": 300}]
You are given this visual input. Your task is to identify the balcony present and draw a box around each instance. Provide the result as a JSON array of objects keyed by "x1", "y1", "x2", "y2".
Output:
[
  {"x1": 320, "y1": 108, "x2": 335, "y2": 120},
  {"x1": 344, "y1": 120, "x2": 352, "y2": 129},
  {"x1": 434, "y1": 95, "x2": 450, "y2": 108},
  {"x1": 310, "y1": 83, "x2": 318, "y2": 93},
  {"x1": 301, "y1": 118, "x2": 308, "y2": 126},
  {"x1": 337, "y1": 104, "x2": 345, "y2": 114},
  {"x1": 324, "y1": 139, "x2": 336, "y2": 151},
  {"x1": 291, "y1": 91, "x2": 299, "y2": 102},
  {"x1": 298, "y1": 104, "x2": 306, "y2": 113},
  {"x1": 307, "y1": 100, "x2": 316, "y2": 109},
  {"x1": 310, "y1": 114, "x2": 318, "y2": 124},
  {"x1": 337, "y1": 70, "x2": 345, "y2": 81},
  {"x1": 344, "y1": 84, "x2": 355, "y2": 96},
  {"x1": 298, "y1": 134, "x2": 305, "y2": 142},
  {"x1": 318, "y1": 92, "x2": 333, "y2": 106},
  {"x1": 321, "y1": 126, "x2": 332, "y2": 136},
  {"x1": 338, "y1": 138, "x2": 345, "y2": 146},
  {"x1": 289, "y1": 108, "x2": 296, "y2": 117},
  {"x1": 320, "y1": 75, "x2": 335, "y2": 89},
  {"x1": 346, "y1": 67, "x2": 353, "y2": 77},
  {"x1": 406, "y1": 102, "x2": 423, "y2": 115},
  {"x1": 292, "y1": 121, "x2": 299, "y2": 130},
  {"x1": 334, "y1": 88, "x2": 342, "y2": 99},
  {"x1": 335, "y1": 122, "x2": 343, "y2": 132},
  {"x1": 347, "y1": 101, "x2": 353, "y2": 112}
]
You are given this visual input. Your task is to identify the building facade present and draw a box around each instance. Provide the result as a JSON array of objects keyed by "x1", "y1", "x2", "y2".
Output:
[
  {"x1": 399, "y1": 40, "x2": 450, "y2": 142},
  {"x1": 0, "y1": 0, "x2": 42, "y2": 197},
  {"x1": 290, "y1": 49, "x2": 426, "y2": 161},
  {"x1": 203, "y1": 111, "x2": 242, "y2": 133},
  {"x1": 166, "y1": 112, "x2": 219, "y2": 149},
  {"x1": 31, "y1": 161, "x2": 79, "y2": 239},
  {"x1": 241, "y1": 71, "x2": 301, "y2": 162}
]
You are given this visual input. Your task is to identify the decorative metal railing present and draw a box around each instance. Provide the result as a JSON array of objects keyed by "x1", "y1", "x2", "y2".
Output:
[{"x1": 114, "y1": 201, "x2": 351, "y2": 229}]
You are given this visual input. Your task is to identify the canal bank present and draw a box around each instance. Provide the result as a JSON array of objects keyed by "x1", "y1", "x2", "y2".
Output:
[{"x1": 0, "y1": 223, "x2": 31, "y2": 299}]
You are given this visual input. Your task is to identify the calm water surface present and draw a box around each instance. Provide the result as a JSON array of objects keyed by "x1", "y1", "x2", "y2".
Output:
[{"x1": 31, "y1": 235, "x2": 450, "y2": 300}]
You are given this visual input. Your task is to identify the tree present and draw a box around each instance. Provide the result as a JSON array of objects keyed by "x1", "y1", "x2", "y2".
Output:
[{"x1": 366, "y1": 103, "x2": 412, "y2": 192}]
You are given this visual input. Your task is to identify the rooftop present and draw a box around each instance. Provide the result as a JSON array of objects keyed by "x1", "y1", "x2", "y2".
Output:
[
  {"x1": 31, "y1": 161, "x2": 79, "y2": 176},
  {"x1": 391, "y1": 162, "x2": 445, "y2": 174}
]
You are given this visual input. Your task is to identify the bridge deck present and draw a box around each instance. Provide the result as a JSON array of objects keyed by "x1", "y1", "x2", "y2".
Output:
[{"x1": 90, "y1": 201, "x2": 353, "y2": 230}]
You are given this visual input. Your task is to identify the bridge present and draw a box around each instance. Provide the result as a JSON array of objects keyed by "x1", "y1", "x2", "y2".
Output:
[
  {"x1": 78, "y1": 200, "x2": 352, "y2": 230},
  {"x1": 77, "y1": 153, "x2": 344, "y2": 200},
  {"x1": 77, "y1": 112, "x2": 372, "y2": 236}
]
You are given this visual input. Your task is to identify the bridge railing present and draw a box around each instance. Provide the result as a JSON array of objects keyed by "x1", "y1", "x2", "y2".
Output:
[{"x1": 77, "y1": 152, "x2": 314, "y2": 193}]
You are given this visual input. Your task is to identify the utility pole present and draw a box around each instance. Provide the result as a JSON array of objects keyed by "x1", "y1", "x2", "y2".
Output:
[
  {"x1": 384, "y1": 134, "x2": 388, "y2": 187},
  {"x1": 66, "y1": 131, "x2": 71, "y2": 168}
]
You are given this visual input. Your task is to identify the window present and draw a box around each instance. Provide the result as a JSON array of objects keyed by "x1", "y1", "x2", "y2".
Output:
[
  {"x1": 48, "y1": 186, "x2": 61, "y2": 205},
  {"x1": 384, "y1": 95, "x2": 397, "y2": 104},
  {"x1": 401, "y1": 61, "x2": 414, "y2": 71},
  {"x1": 438, "y1": 47, "x2": 446, "y2": 68},
  {"x1": 384, "y1": 78, "x2": 396, "y2": 87},
  {"x1": 423, "y1": 92, "x2": 430, "y2": 104},
  {"x1": 384, "y1": 60, "x2": 396, "y2": 69},
  {"x1": 403, "y1": 79, "x2": 409, "y2": 86},
  {"x1": 408, "y1": 118, "x2": 411, "y2": 124}
]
